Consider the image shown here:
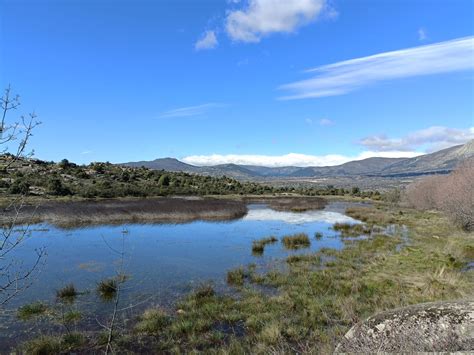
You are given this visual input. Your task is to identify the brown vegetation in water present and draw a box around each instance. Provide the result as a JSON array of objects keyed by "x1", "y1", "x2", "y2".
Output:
[
  {"x1": 244, "y1": 196, "x2": 327, "y2": 212},
  {"x1": 0, "y1": 197, "x2": 248, "y2": 228},
  {"x1": 404, "y1": 159, "x2": 473, "y2": 231}
]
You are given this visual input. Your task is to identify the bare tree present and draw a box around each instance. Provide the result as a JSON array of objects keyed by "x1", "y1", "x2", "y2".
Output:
[
  {"x1": 0, "y1": 85, "x2": 44, "y2": 306},
  {"x1": 437, "y1": 159, "x2": 474, "y2": 231}
]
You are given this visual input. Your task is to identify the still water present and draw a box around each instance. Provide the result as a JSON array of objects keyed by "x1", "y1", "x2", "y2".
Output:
[{"x1": 1, "y1": 202, "x2": 362, "y2": 348}]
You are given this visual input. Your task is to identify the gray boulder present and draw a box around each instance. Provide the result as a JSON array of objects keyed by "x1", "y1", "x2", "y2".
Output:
[{"x1": 336, "y1": 300, "x2": 474, "y2": 353}]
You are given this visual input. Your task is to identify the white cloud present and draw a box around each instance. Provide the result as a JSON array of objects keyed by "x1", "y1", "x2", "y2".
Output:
[
  {"x1": 359, "y1": 126, "x2": 474, "y2": 152},
  {"x1": 195, "y1": 30, "x2": 218, "y2": 50},
  {"x1": 159, "y1": 103, "x2": 224, "y2": 118},
  {"x1": 225, "y1": 0, "x2": 325, "y2": 43},
  {"x1": 418, "y1": 27, "x2": 427, "y2": 41},
  {"x1": 182, "y1": 151, "x2": 422, "y2": 168},
  {"x1": 80, "y1": 150, "x2": 93, "y2": 155},
  {"x1": 279, "y1": 36, "x2": 474, "y2": 99},
  {"x1": 319, "y1": 118, "x2": 334, "y2": 126}
]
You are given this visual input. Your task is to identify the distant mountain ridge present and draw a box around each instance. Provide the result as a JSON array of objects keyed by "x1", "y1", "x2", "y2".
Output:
[{"x1": 123, "y1": 140, "x2": 474, "y2": 180}]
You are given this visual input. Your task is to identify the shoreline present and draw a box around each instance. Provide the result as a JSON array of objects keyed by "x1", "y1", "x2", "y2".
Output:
[{"x1": 0, "y1": 195, "x2": 330, "y2": 228}]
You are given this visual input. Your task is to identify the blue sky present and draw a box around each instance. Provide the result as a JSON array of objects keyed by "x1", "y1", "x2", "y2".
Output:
[{"x1": 1, "y1": 0, "x2": 473, "y2": 166}]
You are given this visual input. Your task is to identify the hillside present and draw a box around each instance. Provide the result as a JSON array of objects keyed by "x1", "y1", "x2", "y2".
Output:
[{"x1": 123, "y1": 140, "x2": 474, "y2": 180}]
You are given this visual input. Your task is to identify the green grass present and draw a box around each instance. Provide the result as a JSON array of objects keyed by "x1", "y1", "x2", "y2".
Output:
[
  {"x1": 281, "y1": 233, "x2": 311, "y2": 249},
  {"x1": 17, "y1": 302, "x2": 48, "y2": 321},
  {"x1": 227, "y1": 267, "x2": 246, "y2": 286},
  {"x1": 251, "y1": 236, "x2": 278, "y2": 255},
  {"x1": 333, "y1": 222, "x2": 371, "y2": 237}
]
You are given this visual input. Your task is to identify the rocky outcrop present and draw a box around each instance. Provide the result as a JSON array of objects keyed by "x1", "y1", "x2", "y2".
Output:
[{"x1": 336, "y1": 300, "x2": 474, "y2": 353}]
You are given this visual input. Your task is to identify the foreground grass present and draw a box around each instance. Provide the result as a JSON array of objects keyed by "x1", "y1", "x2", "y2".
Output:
[{"x1": 19, "y1": 203, "x2": 473, "y2": 353}]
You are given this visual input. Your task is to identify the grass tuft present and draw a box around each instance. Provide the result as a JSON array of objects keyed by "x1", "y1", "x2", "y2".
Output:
[
  {"x1": 227, "y1": 267, "x2": 246, "y2": 286},
  {"x1": 97, "y1": 278, "x2": 117, "y2": 301},
  {"x1": 252, "y1": 236, "x2": 278, "y2": 255},
  {"x1": 282, "y1": 233, "x2": 310, "y2": 249},
  {"x1": 135, "y1": 308, "x2": 171, "y2": 334},
  {"x1": 56, "y1": 283, "x2": 78, "y2": 302},
  {"x1": 17, "y1": 302, "x2": 48, "y2": 321}
]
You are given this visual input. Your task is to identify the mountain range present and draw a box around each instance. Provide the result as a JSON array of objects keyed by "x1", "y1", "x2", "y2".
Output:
[{"x1": 123, "y1": 140, "x2": 474, "y2": 180}]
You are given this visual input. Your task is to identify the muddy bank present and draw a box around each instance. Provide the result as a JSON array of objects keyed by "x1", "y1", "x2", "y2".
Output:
[{"x1": 0, "y1": 197, "x2": 248, "y2": 228}]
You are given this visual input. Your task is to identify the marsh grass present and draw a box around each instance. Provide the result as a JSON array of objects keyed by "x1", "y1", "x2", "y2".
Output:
[
  {"x1": 314, "y1": 232, "x2": 323, "y2": 240},
  {"x1": 1, "y1": 197, "x2": 248, "y2": 227},
  {"x1": 282, "y1": 233, "x2": 311, "y2": 249},
  {"x1": 23, "y1": 333, "x2": 86, "y2": 354},
  {"x1": 97, "y1": 278, "x2": 117, "y2": 301},
  {"x1": 17, "y1": 302, "x2": 48, "y2": 321},
  {"x1": 333, "y1": 222, "x2": 371, "y2": 237},
  {"x1": 19, "y1": 203, "x2": 474, "y2": 353},
  {"x1": 56, "y1": 283, "x2": 78, "y2": 302},
  {"x1": 227, "y1": 267, "x2": 247, "y2": 286},
  {"x1": 135, "y1": 308, "x2": 171, "y2": 334},
  {"x1": 251, "y1": 236, "x2": 278, "y2": 256}
]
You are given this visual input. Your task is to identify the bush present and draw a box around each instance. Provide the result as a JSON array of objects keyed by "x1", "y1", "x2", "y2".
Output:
[
  {"x1": 9, "y1": 178, "x2": 30, "y2": 194},
  {"x1": 404, "y1": 159, "x2": 473, "y2": 231}
]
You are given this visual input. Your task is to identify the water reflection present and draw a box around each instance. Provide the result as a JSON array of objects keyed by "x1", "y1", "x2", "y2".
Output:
[{"x1": 244, "y1": 204, "x2": 360, "y2": 224}]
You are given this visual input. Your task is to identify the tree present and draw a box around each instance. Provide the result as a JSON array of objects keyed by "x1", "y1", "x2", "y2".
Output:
[
  {"x1": 1, "y1": 86, "x2": 44, "y2": 306},
  {"x1": 158, "y1": 174, "x2": 170, "y2": 187}
]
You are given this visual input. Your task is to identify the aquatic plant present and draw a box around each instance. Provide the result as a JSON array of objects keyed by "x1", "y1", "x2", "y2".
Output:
[
  {"x1": 97, "y1": 278, "x2": 117, "y2": 301},
  {"x1": 135, "y1": 308, "x2": 171, "y2": 334},
  {"x1": 314, "y1": 232, "x2": 323, "y2": 240},
  {"x1": 17, "y1": 302, "x2": 48, "y2": 321},
  {"x1": 56, "y1": 283, "x2": 78, "y2": 302},
  {"x1": 23, "y1": 336, "x2": 62, "y2": 354},
  {"x1": 194, "y1": 283, "x2": 216, "y2": 299},
  {"x1": 251, "y1": 236, "x2": 278, "y2": 255},
  {"x1": 227, "y1": 267, "x2": 246, "y2": 286},
  {"x1": 333, "y1": 222, "x2": 371, "y2": 237},
  {"x1": 281, "y1": 233, "x2": 310, "y2": 249}
]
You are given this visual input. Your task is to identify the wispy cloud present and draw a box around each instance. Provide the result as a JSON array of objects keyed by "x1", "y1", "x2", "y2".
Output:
[
  {"x1": 418, "y1": 27, "x2": 427, "y2": 41},
  {"x1": 182, "y1": 151, "x2": 422, "y2": 168},
  {"x1": 319, "y1": 118, "x2": 334, "y2": 126},
  {"x1": 305, "y1": 118, "x2": 334, "y2": 126},
  {"x1": 195, "y1": 30, "x2": 218, "y2": 50},
  {"x1": 80, "y1": 150, "x2": 93, "y2": 155},
  {"x1": 225, "y1": 0, "x2": 325, "y2": 43},
  {"x1": 159, "y1": 103, "x2": 224, "y2": 119},
  {"x1": 359, "y1": 126, "x2": 474, "y2": 152},
  {"x1": 279, "y1": 36, "x2": 474, "y2": 99}
]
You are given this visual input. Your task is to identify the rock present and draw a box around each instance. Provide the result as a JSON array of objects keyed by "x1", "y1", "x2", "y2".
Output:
[{"x1": 336, "y1": 300, "x2": 474, "y2": 353}]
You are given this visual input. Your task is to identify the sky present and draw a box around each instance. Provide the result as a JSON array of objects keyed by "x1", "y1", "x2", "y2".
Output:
[{"x1": 1, "y1": 0, "x2": 473, "y2": 167}]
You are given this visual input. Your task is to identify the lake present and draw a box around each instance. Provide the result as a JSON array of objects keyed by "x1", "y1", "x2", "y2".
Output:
[{"x1": 0, "y1": 201, "x2": 362, "y2": 349}]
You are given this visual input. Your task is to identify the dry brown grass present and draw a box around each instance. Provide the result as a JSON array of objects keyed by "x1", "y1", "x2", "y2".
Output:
[{"x1": 0, "y1": 197, "x2": 248, "y2": 228}]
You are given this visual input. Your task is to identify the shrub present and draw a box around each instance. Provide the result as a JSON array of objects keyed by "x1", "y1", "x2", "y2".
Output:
[{"x1": 404, "y1": 159, "x2": 473, "y2": 231}]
